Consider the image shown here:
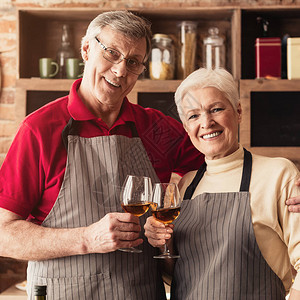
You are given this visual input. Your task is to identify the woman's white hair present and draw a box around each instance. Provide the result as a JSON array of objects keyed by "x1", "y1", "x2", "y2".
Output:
[
  {"x1": 81, "y1": 10, "x2": 152, "y2": 61},
  {"x1": 175, "y1": 68, "x2": 240, "y2": 122}
]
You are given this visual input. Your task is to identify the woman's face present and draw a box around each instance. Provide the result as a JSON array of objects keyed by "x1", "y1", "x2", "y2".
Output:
[{"x1": 181, "y1": 87, "x2": 242, "y2": 160}]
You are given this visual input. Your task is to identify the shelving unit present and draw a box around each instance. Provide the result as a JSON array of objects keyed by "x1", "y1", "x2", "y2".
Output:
[
  {"x1": 16, "y1": 6, "x2": 300, "y2": 166},
  {"x1": 240, "y1": 79, "x2": 300, "y2": 166},
  {"x1": 241, "y1": 8, "x2": 300, "y2": 79}
]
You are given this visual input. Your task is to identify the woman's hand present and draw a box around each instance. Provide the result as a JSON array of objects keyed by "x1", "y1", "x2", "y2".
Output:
[
  {"x1": 144, "y1": 216, "x2": 174, "y2": 247},
  {"x1": 286, "y1": 177, "x2": 300, "y2": 212}
]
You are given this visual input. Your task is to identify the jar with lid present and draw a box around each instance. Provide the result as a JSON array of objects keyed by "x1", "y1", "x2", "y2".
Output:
[
  {"x1": 149, "y1": 34, "x2": 175, "y2": 80},
  {"x1": 203, "y1": 27, "x2": 225, "y2": 69},
  {"x1": 177, "y1": 21, "x2": 197, "y2": 79}
]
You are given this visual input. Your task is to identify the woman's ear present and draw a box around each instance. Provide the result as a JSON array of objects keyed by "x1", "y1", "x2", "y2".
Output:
[
  {"x1": 181, "y1": 118, "x2": 188, "y2": 132},
  {"x1": 81, "y1": 40, "x2": 90, "y2": 62},
  {"x1": 183, "y1": 122, "x2": 188, "y2": 132},
  {"x1": 237, "y1": 102, "x2": 242, "y2": 123}
]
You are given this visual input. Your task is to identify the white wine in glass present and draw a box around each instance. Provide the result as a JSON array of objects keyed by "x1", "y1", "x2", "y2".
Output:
[
  {"x1": 151, "y1": 182, "x2": 182, "y2": 259},
  {"x1": 119, "y1": 175, "x2": 152, "y2": 253}
]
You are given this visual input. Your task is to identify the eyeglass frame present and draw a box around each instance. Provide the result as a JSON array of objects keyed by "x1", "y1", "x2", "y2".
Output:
[{"x1": 94, "y1": 37, "x2": 146, "y2": 75}]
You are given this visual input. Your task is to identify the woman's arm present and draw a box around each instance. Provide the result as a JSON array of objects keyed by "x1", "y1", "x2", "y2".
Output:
[
  {"x1": 286, "y1": 177, "x2": 300, "y2": 212},
  {"x1": 289, "y1": 287, "x2": 300, "y2": 299},
  {"x1": 144, "y1": 216, "x2": 175, "y2": 279}
]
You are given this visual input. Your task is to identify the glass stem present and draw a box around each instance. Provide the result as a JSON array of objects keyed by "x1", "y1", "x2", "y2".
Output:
[{"x1": 163, "y1": 243, "x2": 170, "y2": 255}]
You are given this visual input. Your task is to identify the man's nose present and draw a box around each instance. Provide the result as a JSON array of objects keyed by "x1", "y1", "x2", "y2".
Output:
[{"x1": 111, "y1": 59, "x2": 128, "y2": 77}]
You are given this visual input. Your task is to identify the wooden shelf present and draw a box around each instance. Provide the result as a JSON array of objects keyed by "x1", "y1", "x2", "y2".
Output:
[{"x1": 16, "y1": 78, "x2": 181, "y2": 93}]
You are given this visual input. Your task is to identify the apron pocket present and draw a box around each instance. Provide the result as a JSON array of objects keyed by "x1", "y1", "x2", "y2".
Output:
[{"x1": 28, "y1": 272, "x2": 112, "y2": 300}]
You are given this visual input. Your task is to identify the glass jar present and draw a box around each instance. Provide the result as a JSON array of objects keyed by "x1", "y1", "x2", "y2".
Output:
[
  {"x1": 203, "y1": 27, "x2": 225, "y2": 69},
  {"x1": 177, "y1": 21, "x2": 197, "y2": 79},
  {"x1": 149, "y1": 34, "x2": 175, "y2": 80},
  {"x1": 56, "y1": 24, "x2": 75, "y2": 78}
]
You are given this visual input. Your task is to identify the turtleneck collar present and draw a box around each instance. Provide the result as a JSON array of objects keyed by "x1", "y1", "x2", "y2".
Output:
[{"x1": 205, "y1": 145, "x2": 244, "y2": 175}]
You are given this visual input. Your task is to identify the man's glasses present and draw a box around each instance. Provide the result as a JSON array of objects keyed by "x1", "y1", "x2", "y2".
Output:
[{"x1": 95, "y1": 37, "x2": 146, "y2": 75}]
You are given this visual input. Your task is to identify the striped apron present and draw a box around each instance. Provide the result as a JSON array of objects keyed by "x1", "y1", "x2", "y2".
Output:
[
  {"x1": 27, "y1": 118, "x2": 166, "y2": 300},
  {"x1": 171, "y1": 149, "x2": 285, "y2": 300}
]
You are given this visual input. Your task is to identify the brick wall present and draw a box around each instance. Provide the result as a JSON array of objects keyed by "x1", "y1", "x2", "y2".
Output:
[
  {"x1": 0, "y1": 5, "x2": 17, "y2": 165},
  {"x1": 0, "y1": 0, "x2": 299, "y2": 293}
]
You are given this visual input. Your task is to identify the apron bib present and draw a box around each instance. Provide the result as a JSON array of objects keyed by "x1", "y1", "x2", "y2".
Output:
[
  {"x1": 171, "y1": 149, "x2": 285, "y2": 300},
  {"x1": 27, "y1": 118, "x2": 166, "y2": 300}
]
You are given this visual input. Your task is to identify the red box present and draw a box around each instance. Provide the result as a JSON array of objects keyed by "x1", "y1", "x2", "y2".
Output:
[{"x1": 255, "y1": 37, "x2": 281, "y2": 78}]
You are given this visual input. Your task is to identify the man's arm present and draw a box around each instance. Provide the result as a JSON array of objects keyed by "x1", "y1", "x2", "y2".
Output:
[
  {"x1": 0, "y1": 208, "x2": 143, "y2": 261},
  {"x1": 286, "y1": 177, "x2": 300, "y2": 212}
]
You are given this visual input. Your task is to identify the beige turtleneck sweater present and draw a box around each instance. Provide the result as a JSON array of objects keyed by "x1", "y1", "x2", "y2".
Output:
[{"x1": 179, "y1": 145, "x2": 300, "y2": 293}]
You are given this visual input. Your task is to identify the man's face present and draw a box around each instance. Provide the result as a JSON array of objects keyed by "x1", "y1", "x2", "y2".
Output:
[{"x1": 80, "y1": 26, "x2": 147, "y2": 111}]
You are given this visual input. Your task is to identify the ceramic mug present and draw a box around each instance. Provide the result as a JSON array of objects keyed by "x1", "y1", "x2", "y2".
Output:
[
  {"x1": 39, "y1": 58, "x2": 59, "y2": 79},
  {"x1": 66, "y1": 58, "x2": 84, "y2": 79}
]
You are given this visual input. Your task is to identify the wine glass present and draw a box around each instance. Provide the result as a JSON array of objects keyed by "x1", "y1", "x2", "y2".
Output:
[
  {"x1": 119, "y1": 175, "x2": 152, "y2": 253},
  {"x1": 151, "y1": 182, "x2": 182, "y2": 259}
]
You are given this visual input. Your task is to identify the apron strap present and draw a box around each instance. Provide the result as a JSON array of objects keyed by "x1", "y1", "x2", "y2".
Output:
[
  {"x1": 183, "y1": 162, "x2": 207, "y2": 200},
  {"x1": 61, "y1": 118, "x2": 139, "y2": 150},
  {"x1": 183, "y1": 148, "x2": 253, "y2": 200},
  {"x1": 239, "y1": 148, "x2": 252, "y2": 192},
  {"x1": 128, "y1": 122, "x2": 139, "y2": 138},
  {"x1": 62, "y1": 118, "x2": 79, "y2": 150}
]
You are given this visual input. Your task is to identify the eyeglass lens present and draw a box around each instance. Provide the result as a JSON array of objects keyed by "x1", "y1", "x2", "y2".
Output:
[{"x1": 104, "y1": 48, "x2": 144, "y2": 74}]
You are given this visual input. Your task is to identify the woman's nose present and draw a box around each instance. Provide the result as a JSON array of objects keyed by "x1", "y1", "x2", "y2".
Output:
[{"x1": 200, "y1": 113, "x2": 215, "y2": 128}]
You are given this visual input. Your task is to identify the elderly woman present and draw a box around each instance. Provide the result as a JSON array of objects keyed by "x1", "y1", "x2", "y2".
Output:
[{"x1": 144, "y1": 68, "x2": 300, "y2": 299}]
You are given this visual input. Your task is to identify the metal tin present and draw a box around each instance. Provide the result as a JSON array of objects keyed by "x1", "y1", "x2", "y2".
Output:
[
  {"x1": 287, "y1": 37, "x2": 300, "y2": 80},
  {"x1": 255, "y1": 37, "x2": 281, "y2": 78}
]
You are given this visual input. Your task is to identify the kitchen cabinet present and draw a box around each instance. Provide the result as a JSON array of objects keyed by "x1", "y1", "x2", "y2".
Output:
[{"x1": 16, "y1": 6, "x2": 300, "y2": 166}]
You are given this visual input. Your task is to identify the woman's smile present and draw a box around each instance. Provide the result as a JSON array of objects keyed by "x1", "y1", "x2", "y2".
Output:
[{"x1": 201, "y1": 131, "x2": 223, "y2": 140}]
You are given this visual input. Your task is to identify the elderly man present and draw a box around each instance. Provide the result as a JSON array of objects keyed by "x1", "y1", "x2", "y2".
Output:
[{"x1": 0, "y1": 11, "x2": 203, "y2": 299}]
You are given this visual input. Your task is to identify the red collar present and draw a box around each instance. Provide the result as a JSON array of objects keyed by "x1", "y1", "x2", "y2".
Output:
[{"x1": 67, "y1": 78, "x2": 136, "y2": 127}]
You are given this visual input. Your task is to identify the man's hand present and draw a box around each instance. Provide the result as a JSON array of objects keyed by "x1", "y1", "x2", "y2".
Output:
[
  {"x1": 83, "y1": 212, "x2": 143, "y2": 253},
  {"x1": 286, "y1": 177, "x2": 300, "y2": 212}
]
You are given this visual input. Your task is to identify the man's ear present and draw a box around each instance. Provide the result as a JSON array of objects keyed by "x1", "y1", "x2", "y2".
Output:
[{"x1": 81, "y1": 40, "x2": 90, "y2": 62}]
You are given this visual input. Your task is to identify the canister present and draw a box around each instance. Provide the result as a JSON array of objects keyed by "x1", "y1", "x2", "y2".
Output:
[
  {"x1": 149, "y1": 34, "x2": 175, "y2": 80},
  {"x1": 203, "y1": 27, "x2": 225, "y2": 69},
  {"x1": 287, "y1": 37, "x2": 300, "y2": 80},
  {"x1": 177, "y1": 21, "x2": 197, "y2": 79},
  {"x1": 255, "y1": 37, "x2": 281, "y2": 78}
]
